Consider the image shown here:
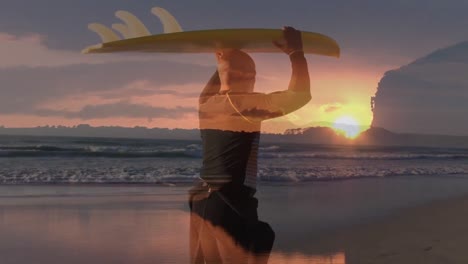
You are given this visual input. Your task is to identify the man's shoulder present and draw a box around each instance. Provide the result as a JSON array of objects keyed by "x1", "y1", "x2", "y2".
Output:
[
  {"x1": 225, "y1": 92, "x2": 267, "y2": 98},
  {"x1": 199, "y1": 92, "x2": 272, "y2": 110}
]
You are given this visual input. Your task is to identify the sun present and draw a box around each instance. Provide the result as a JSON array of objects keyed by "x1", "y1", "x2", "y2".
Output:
[{"x1": 332, "y1": 116, "x2": 361, "y2": 139}]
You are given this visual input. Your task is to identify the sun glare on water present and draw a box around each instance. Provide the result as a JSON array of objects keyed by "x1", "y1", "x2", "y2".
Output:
[{"x1": 332, "y1": 116, "x2": 361, "y2": 139}]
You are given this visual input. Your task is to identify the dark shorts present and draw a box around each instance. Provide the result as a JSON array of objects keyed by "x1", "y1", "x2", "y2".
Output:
[{"x1": 188, "y1": 181, "x2": 275, "y2": 263}]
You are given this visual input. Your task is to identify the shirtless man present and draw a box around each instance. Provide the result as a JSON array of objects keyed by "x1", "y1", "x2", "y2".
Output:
[{"x1": 189, "y1": 26, "x2": 311, "y2": 264}]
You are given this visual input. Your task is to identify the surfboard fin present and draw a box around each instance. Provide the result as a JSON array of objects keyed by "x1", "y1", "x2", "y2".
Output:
[
  {"x1": 115, "y1": 10, "x2": 151, "y2": 38},
  {"x1": 151, "y1": 7, "x2": 183, "y2": 33},
  {"x1": 87, "y1": 23, "x2": 121, "y2": 43},
  {"x1": 112, "y1": 23, "x2": 132, "y2": 39}
]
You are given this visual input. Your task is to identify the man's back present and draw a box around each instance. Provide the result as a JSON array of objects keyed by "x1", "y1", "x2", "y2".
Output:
[
  {"x1": 190, "y1": 27, "x2": 310, "y2": 264},
  {"x1": 198, "y1": 47, "x2": 311, "y2": 189},
  {"x1": 200, "y1": 129, "x2": 260, "y2": 189}
]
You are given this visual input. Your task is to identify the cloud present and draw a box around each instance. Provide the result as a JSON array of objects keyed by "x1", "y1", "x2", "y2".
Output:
[
  {"x1": 0, "y1": 31, "x2": 218, "y2": 70},
  {"x1": 320, "y1": 103, "x2": 342, "y2": 113},
  {"x1": 0, "y1": 33, "x2": 84, "y2": 67},
  {"x1": 35, "y1": 101, "x2": 196, "y2": 120},
  {"x1": 0, "y1": 56, "x2": 214, "y2": 116},
  {"x1": 93, "y1": 80, "x2": 200, "y2": 100},
  {"x1": 235, "y1": 108, "x2": 283, "y2": 120},
  {"x1": 372, "y1": 42, "x2": 468, "y2": 135},
  {"x1": 0, "y1": 32, "x2": 155, "y2": 68}
]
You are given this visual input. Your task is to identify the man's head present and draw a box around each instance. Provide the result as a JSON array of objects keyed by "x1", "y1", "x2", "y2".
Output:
[{"x1": 216, "y1": 49, "x2": 256, "y2": 93}]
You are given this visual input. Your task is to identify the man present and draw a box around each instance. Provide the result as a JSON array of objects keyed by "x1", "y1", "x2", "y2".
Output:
[{"x1": 189, "y1": 26, "x2": 311, "y2": 264}]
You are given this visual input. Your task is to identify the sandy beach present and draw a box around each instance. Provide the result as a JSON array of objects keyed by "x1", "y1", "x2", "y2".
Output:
[
  {"x1": 292, "y1": 193, "x2": 468, "y2": 264},
  {"x1": 1, "y1": 176, "x2": 468, "y2": 264}
]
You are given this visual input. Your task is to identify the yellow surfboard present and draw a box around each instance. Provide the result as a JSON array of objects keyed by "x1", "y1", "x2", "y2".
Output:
[
  {"x1": 83, "y1": 28, "x2": 340, "y2": 57},
  {"x1": 82, "y1": 8, "x2": 339, "y2": 57}
]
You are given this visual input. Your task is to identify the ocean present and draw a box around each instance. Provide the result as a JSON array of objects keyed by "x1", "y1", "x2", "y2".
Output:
[
  {"x1": 0, "y1": 135, "x2": 467, "y2": 184},
  {"x1": 2, "y1": 135, "x2": 468, "y2": 263}
]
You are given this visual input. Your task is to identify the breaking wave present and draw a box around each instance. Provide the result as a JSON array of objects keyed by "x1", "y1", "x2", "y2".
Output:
[
  {"x1": 0, "y1": 165, "x2": 467, "y2": 185},
  {"x1": 1, "y1": 136, "x2": 468, "y2": 185},
  {"x1": 1, "y1": 145, "x2": 467, "y2": 160},
  {"x1": 0, "y1": 145, "x2": 203, "y2": 158}
]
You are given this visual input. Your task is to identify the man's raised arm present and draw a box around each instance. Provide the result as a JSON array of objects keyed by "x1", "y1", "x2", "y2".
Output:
[
  {"x1": 287, "y1": 50, "x2": 310, "y2": 95},
  {"x1": 262, "y1": 26, "x2": 311, "y2": 116},
  {"x1": 222, "y1": 27, "x2": 312, "y2": 122}
]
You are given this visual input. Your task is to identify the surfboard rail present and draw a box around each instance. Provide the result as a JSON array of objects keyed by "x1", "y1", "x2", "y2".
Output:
[{"x1": 83, "y1": 28, "x2": 340, "y2": 57}]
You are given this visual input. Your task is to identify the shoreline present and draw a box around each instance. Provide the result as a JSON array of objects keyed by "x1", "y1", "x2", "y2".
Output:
[{"x1": 1, "y1": 173, "x2": 467, "y2": 186}]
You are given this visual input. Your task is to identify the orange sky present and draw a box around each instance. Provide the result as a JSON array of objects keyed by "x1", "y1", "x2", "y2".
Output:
[
  {"x1": 0, "y1": 55, "x2": 399, "y2": 134},
  {"x1": 0, "y1": 32, "x2": 412, "y2": 134},
  {"x1": 0, "y1": 65, "x2": 384, "y2": 133}
]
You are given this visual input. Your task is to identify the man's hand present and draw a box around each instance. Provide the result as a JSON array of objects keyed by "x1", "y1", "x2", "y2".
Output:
[{"x1": 273, "y1": 26, "x2": 303, "y2": 55}]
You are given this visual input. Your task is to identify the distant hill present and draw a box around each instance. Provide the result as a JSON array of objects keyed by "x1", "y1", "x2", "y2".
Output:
[
  {"x1": 265, "y1": 126, "x2": 349, "y2": 145},
  {"x1": 0, "y1": 124, "x2": 200, "y2": 140},
  {"x1": 1, "y1": 124, "x2": 467, "y2": 149},
  {"x1": 354, "y1": 127, "x2": 468, "y2": 148},
  {"x1": 267, "y1": 126, "x2": 468, "y2": 148}
]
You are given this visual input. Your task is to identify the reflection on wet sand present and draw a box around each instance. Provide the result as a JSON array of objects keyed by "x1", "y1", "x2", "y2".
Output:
[
  {"x1": 0, "y1": 208, "x2": 190, "y2": 263},
  {"x1": 270, "y1": 252, "x2": 345, "y2": 264},
  {"x1": 0, "y1": 199, "x2": 344, "y2": 264}
]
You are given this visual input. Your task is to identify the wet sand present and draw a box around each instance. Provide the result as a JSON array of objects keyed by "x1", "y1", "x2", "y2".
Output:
[
  {"x1": 317, "y1": 194, "x2": 468, "y2": 264},
  {"x1": 1, "y1": 176, "x2": 468, "y2": 264}
]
